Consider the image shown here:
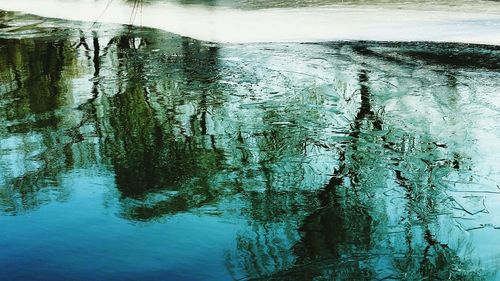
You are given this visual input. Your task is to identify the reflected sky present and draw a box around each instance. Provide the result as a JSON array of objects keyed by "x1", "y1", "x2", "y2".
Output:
[{"x1": 0, "y1": 11, "x2": 500, "y2": 281}]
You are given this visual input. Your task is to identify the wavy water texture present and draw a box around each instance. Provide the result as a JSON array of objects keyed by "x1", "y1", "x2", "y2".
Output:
[{"x1": 1, "y1": 0, "x2": 500, "y2": 44}]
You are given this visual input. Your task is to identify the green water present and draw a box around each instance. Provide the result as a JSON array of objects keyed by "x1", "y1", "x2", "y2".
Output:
[{"x1": 1, "y1": 11, "x2": 500, "y2": 281}]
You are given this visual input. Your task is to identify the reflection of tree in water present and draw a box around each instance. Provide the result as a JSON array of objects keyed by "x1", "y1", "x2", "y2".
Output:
[
  {"x1": 280, "y1": 69, "x2": 378, "y2": 280},
  {"x1": 79, "y1": 31, "x2": 337, "y2": 223},
  {"x1": 233, "y1": 47, "x2": 489, "y2": 280},
  {"x1": 106, "y1": 37, "x2": 226, "y2": 219},
  {"x1": 0, "y1": 20, "x2": 497, "y2": 280},
  {"x1": 0, "y1": 34, "x2": 80, "y2": 213}
]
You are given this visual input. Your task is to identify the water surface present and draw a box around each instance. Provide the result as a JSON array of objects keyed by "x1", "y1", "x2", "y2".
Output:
[{"x1": 1, "y1": 11, "x2": 500, "y2": 281}]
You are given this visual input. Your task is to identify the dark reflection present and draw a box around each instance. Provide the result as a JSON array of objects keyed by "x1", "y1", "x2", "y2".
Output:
[
  {"x1": 0, "y1": 34, "x2": 79, "y2": 214},
  {"x1": 284, "y1": 70, "x2": 379, "y2": 280},
  {"x1": 0, "y1": 13, "x2": 499, "y2": 281},
  {"x1": 87, "y1": 32, "x2": 224, "y2": 219},
  {"x1": 0, "y1": 38, "x2": 65, "y2": 118},
  {"x1": 246, "y1": 68, "x2": 483, "y2": 280}
]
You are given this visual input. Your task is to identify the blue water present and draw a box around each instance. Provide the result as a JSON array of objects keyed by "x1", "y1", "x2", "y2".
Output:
[{"x1": 0, "y1": 167, "x2": 254, "y2": 280}]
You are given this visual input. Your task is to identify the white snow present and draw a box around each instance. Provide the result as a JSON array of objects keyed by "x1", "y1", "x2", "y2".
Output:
[{"x1": 1, "y1": 0, "x2": 499, "y2": 44}]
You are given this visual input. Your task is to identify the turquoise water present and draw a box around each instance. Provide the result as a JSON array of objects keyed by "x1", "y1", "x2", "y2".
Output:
[{"x1": 1, "y1": 11, "x2": 500, "y2": 280}]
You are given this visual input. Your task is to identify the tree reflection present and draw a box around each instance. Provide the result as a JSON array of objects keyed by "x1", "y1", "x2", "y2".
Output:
[
  {"x1": 234, "y1": 45, "x2": 490, "y2": 280},
  {"x1": 0, "y1": 33, "x2": 79, "y2": 214},
  {"x1": 0, "y1": 18, "x2": 497, "y2": 280}
]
